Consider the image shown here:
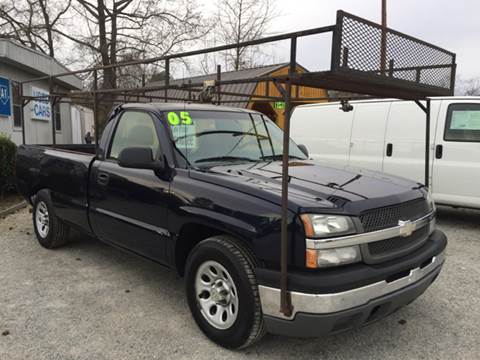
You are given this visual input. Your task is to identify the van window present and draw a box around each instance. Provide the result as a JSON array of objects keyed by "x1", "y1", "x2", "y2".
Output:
[{"x1": 445, "y1": 104, "x2": 480, "y2": 142}]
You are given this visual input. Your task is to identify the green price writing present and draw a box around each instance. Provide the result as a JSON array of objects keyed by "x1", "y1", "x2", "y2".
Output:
[{"x1": 167, "y1": 111, "x2": 193, "y2": 126}]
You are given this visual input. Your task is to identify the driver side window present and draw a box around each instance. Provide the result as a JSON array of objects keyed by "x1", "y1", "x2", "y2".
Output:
[{"x1": 109, "y1": 111, "x2": 160, "y2": 160}]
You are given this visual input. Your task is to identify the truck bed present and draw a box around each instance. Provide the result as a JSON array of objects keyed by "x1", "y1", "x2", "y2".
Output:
[
  {"x1": 16, "y1": 144, "x2": 96, "y2": 234},
  {"x1": 32, "y1": 144, "x2": 97, "y2": 154}
]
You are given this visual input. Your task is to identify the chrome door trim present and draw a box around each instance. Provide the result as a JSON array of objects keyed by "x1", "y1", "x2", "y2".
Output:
[{"x1": 94, "y1": 207, "x2": 171, "y2": 237}]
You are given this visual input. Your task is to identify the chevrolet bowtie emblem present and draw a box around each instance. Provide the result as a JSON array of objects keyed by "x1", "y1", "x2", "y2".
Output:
[{"x1": 398, "y1": 220, "x2": 416, "y2": 237}]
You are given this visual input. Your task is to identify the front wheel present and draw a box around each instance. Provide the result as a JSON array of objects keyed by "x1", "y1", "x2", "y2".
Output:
[{"x1": 185, "y1": 235, "x2": 265, "y2": 349}]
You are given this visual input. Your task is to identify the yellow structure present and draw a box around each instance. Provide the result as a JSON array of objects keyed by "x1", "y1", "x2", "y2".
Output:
[{"x1": 248, "y1": 65, "x2": 328, "y2": 129}]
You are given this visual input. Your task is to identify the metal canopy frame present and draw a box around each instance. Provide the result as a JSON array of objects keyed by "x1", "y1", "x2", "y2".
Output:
[{"x1": 18, "y1": 10, "x2": 456, "y2": 317}]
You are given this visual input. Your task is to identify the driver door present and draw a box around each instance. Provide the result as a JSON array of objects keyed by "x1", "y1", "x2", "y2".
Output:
[{"x1": 89, "y1": 110, "x2": 171, "y2": 263}]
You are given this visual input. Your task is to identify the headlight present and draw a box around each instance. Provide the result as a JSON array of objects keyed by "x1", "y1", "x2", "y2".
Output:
[
  {"x1": 306, "y1": 246, "x2": 362, "y2": 269},
  {"x1": 301, "y1": 213, "x2": 359, "y2": 268},
  {"x1": 300, "y1": 214, "x2": 356, "y2": 238}
]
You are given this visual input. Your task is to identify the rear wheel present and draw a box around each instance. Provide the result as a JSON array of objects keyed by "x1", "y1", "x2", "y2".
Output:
[
  {"x1": 185, "y1": 235, "x2": 265, "y2": 349},
  {"x1": 32, "y1": 190, "x2": 69, "y2": 249}
]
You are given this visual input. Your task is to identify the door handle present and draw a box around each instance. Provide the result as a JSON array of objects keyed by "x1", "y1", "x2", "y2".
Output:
[
  {"x1": 435, "y1": 144, "x2": 443, "y2": 159},
  {"x1": 386, "y1": 143, "x2": 393, "y2": 157},
  {"x1": 97, "y1": 172, "x2": 110, "y2": 186}
]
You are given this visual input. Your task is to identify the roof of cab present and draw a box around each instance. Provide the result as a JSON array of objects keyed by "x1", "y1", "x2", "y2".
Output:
[{"x1": 121, "y1": 102, "x2": 262, "y2": 114}]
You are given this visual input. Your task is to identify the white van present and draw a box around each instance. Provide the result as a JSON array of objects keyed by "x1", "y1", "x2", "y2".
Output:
[{"x1": 290, "y1": 97, "x2": 480, "y2": 209}]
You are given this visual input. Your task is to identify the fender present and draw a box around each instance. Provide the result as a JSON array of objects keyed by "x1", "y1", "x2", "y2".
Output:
[{"x1": 179, "y1": 206, "x2": 258, "y2": 236}]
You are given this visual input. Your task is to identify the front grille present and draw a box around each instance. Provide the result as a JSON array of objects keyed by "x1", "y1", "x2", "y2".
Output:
[
  {"x1": 367, "y1": 225, "x2": 429, "y2": 257},
  {"x1": 360, "y1": 199, "x2": 429, "y2": 232}
]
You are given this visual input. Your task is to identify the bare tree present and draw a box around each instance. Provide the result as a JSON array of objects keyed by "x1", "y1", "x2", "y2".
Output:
[
  {"x1": 456, "y1": 77, "x2": 480, "y2": 96},
  {"x1": 0, "y1": 0, "x2": 71, "y2": 57},
  {"x1": 52, "y1": 0, "x2": 207, "y2": 90},
  {"x1": 214, "y1": 0, "x2": 278, "y2": 71},
  {"x1": 0, "y1": 0, "x2": 208, "y2": 88}
]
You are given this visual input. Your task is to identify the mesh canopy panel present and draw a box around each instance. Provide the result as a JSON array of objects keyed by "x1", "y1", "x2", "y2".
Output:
[{"x1": 332, "y1": 11, "x2": 455, "y2": 93}]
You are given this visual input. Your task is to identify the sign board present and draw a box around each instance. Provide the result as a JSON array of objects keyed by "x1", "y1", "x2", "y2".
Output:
[
  {"x1": 31, "y1": 86, "x2": 51, "y2": 121},
  {"x1": 274, "y1": 101, "x2": 285, "y2": 109},
  {"x1": 0, "y1": 77, "x2": 11, "y2": 117}
]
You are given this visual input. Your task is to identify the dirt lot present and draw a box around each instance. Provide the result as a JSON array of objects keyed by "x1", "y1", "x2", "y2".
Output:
[
  {"x1": 0, "y1": 192, "x2": 24, "y2": 212},
  {"x1": 0, "y1": 206, "x2": 479, "y2": 360}
]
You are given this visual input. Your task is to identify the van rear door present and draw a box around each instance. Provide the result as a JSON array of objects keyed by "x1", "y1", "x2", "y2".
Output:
[
  {"x1": 291, "y1": 104, "x2": 354, "y2": 166},
  {"x1": 348, "y1": 101, "x2": 390, "y2": 172},
  {"x1": 431, "y1": 100, "x2": 480, "y2": 208},
  {"x1": 382, "y1": 101, "x2": 437, "y2": 183}
]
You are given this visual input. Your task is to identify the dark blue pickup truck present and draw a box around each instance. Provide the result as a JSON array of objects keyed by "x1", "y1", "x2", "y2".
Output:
[{"x1": 16, "y1": 103, "x2": 446, "y2": 349}]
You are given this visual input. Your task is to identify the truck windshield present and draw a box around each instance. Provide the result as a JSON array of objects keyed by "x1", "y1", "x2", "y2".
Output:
[{"x1": 167, "y1": 110, "x2": 307, "y2": 166}]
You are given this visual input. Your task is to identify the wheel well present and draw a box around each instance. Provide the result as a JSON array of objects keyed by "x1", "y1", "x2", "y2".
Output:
[
  {"x1": 174, "y1": 223, "x2": 223, "y2": 276},
  {"x1": 30, "y1": 187, "x2": 48, "y2": 204}
]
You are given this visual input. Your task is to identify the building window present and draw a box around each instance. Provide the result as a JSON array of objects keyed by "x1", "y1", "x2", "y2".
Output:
[
  {"x1": 11, "y1": 81, "x2": 22, "y2": 128},
  {"x1": 55, "y1": 102, "x2": 61, "y2": 131}
]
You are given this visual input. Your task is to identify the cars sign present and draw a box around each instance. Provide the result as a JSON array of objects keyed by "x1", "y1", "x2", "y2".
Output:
[{"x1": 31, "y1": 86, "x2": 51, "y2": 121}]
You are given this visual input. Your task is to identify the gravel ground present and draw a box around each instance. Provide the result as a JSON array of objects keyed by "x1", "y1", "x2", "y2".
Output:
[{"x1": 0, "y1": 206, "x2": 479, "y2": 360}]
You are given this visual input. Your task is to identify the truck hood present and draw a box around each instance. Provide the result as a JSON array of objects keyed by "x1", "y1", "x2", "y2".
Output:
[{"x1": 189, "y1": 160, "x2": 425, "y2": 214}]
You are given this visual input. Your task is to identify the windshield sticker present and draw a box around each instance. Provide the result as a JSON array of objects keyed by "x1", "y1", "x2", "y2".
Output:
[
  {"x1": 171, "y1": 124, "x2": 197, "y2": 149},
  {"x1": 168, "y1": 111, "x2": 193, "y2": 126},
  {"x1": 451, "y1": 110, "x2": 480, "y2": 130}
]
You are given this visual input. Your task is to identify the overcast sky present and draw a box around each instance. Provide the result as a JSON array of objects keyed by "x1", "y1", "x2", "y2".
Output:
[
  {"x1": 262, "y1": 0, "x2": 479, "y2": 80},
  {"x1": 204, "y1": 0, "x2": 478, "y2": 81}
]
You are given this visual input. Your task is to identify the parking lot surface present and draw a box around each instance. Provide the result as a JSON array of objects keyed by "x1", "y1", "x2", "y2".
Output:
[{"x1": 0, "y1": 206, "x2": 479, "y2": 360}]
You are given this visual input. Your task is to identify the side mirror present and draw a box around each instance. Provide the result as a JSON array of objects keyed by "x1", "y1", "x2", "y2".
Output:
[
  {"x1": 298, "y1": 144, "x2": 309, "y2": 158},
  {"x1": 118, "y1": 147, "x2": 164, "y2": 171}
]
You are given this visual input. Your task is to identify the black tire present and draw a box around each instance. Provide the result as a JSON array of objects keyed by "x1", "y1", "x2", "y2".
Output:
[
  {"x1": 185, "y1": 235, "x2": 265, "y2": 349},
  {"x1": 32, "y1": 190, "x2": 69, "y2": 249}
]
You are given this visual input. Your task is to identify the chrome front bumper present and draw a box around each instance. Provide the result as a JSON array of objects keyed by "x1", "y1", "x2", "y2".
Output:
[{"x1": 259, "y1": 249, "x2": 445, "y2": 320}]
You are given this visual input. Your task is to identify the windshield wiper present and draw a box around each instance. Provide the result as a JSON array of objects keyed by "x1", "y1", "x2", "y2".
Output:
[
  {"x1": 261, "y1": 154, "x2": 306, "y2": 161},
  {"x1": 195, "y1": 156, "x2": 258, "y2": 164}
]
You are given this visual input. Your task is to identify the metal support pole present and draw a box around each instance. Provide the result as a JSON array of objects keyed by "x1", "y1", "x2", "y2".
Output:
[
  {"x1": 342, "y1": 47, "x2": 349, "y2": 67},
  {"x1": 450, "y1": 55, "x2": 457, "y2": 95},
  {"x1": 49, "y1": 78, "x2": 56, "y2": 146},
  {"x1": 388, "y1": 59, "x2": 394, "y2": 77},
  {"x1": 279, "y1": 36, "x2": 297, "y2": 317},
  {"x1": 165, "y1": 58, "x2": 170, "y2": 103},
  {"x1": 93, "y1": 69, "x2": 99, "y2": 156},
  {"x1": 141, "y1": 73, "x2": 146, "y2": 102},
  {"x1": 217, "y1": 65, "x2": 221, "y2": 105},
  {"x1": 425, "y1": 99, "x2": 431, "y2": 188},
  {"x1": 380, "y1": 0, "x2": 387, "y2": 75},
  {"x1": 188, "y1": 80, "x2": 192, "y2": 102},
  {"x1": 20, "y1": 85, "x2": 26, "y2": 145}
]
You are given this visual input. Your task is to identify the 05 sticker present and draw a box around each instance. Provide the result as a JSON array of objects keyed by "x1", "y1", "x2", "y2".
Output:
[{"x1": 167, "y1": 111, "x2": 193, "y2": 126}]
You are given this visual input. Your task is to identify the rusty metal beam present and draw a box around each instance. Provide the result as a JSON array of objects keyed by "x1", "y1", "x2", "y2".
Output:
[{"x1": 280, "y1": 36, "x2": 297, "y2": 317}]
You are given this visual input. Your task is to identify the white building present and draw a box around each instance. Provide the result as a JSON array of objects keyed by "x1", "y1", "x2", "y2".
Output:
[{"x1": 0, "y1": 40, "x2": 93, "y2": 145}]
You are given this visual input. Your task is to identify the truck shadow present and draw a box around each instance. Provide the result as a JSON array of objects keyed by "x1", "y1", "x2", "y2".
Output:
[{"x1": 436, "y1": 205, "x2": 480, "y2": 227}]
